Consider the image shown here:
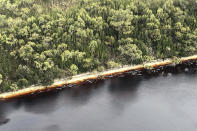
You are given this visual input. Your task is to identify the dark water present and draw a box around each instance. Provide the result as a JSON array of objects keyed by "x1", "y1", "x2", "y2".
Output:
[{"x1": 1, "y1": 71, "x2": 197, "y2": 131}]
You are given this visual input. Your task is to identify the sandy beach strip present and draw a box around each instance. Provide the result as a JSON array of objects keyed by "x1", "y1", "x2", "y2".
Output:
[{"x1": 0, "y1": 55, "x2": 197, "y2": 100}]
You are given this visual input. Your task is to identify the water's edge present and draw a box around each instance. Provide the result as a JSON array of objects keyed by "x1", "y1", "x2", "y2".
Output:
[{"x1": 0, "y1": 55, "x2": 197, "y2": 100}]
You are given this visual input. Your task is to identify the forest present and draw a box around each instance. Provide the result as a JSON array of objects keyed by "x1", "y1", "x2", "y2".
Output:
[{"x1": 0, "y1": 0, "x2": 197, "y2": 92}]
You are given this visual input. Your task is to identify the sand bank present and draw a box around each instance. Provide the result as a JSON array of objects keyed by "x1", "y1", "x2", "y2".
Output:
[{"x1": 0, "y1": 55, "x2": 197, "y2": 100}]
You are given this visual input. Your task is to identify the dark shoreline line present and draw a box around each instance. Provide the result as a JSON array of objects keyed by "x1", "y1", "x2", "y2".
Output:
[{"x1": 0, "y1": 56, "x2": 197, "y2": 101}]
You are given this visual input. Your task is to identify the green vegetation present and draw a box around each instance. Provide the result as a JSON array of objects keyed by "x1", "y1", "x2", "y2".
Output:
[
  {"x1": 171, "y1": 56, "x2": 182, "y2": 66},
  {"x1": 0, "y1": 74, "x2": 2, "y2": 84},
  {"x1": 0, "y1": 0, "x2": 197, "y2": 92}
]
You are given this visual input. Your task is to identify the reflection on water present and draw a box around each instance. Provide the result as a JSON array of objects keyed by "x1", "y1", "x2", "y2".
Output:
[
  {"x1": 107, "y1": 76, "x2": 142, "y2": 114},
  {"x1": 0, "y1": 70, "x2": 197, "y2": 131}
]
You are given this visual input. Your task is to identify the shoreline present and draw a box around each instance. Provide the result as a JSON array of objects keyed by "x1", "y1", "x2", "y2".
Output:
[{"x1": 0, "y1": 55, "x2": 197, "y2": 100}]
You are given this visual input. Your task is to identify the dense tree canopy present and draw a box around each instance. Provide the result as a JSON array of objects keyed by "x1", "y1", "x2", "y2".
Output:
[{"x1": 0, "y1": 0, "x2": 196, "y2": 92}]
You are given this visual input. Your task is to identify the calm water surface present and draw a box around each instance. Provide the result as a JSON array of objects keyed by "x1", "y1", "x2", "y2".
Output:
[{"x1": 1, "y1": 71, "x2": 197, "y2": 131}]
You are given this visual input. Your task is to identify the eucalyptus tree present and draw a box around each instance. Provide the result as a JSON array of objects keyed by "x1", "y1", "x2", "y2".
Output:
[
  {"x1": 0, "y1": 0, "x2": 197, "y2": 92},
  {"x1": 118, "y1": 44, "x2": 142, "y2": 64}
]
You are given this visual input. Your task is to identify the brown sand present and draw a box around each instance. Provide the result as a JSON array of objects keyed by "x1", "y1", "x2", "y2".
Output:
[{"x1": 0, "y1": 55, "x2": 197, "y2": 100}]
